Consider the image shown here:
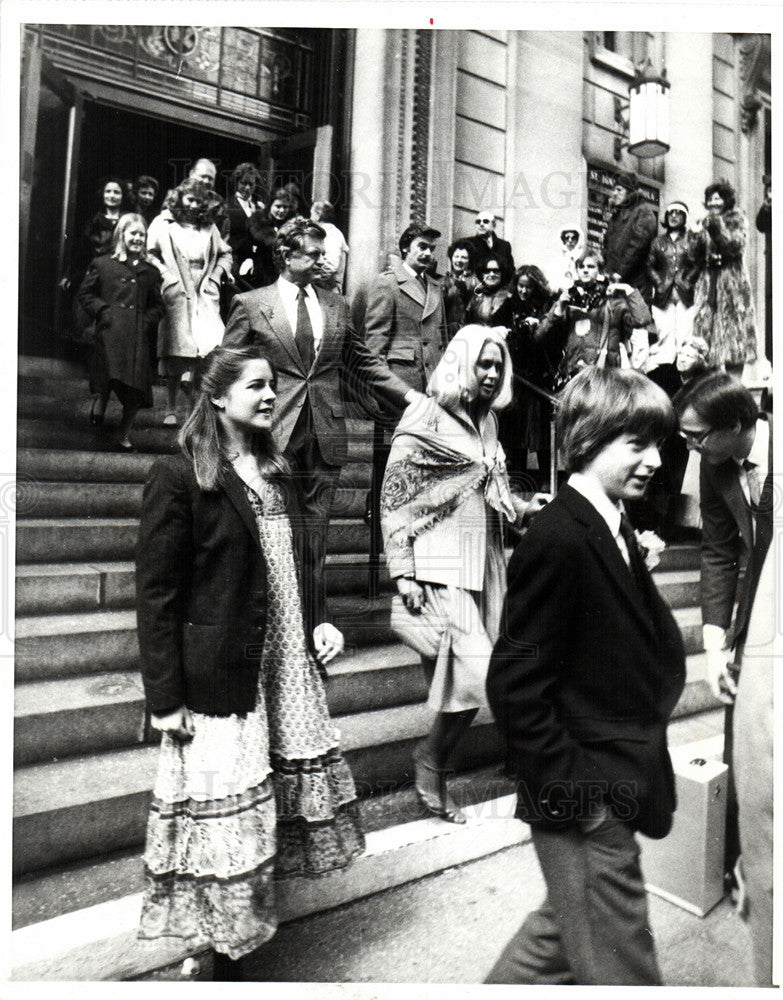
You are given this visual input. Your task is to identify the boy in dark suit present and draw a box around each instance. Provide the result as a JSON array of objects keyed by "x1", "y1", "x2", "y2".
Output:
[{"x1": 486, "y1": 366, "x2": 686, "y2": 985}]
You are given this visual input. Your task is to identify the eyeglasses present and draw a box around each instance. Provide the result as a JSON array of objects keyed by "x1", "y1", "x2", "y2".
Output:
[
  {"x1": 677, "y1": 426, "x2": 713, "y2": 447},
  {"x1": 475, "y1": 217, "x2": 493, "y2": 224},
  {"x1": 484, "y1": 267, "x2": 501, "y2": 273}
]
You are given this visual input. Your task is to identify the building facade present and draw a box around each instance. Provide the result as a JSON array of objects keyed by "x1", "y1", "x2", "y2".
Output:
[{"x1": 20, "y1": 26, "x2": 772, "y2": 360}]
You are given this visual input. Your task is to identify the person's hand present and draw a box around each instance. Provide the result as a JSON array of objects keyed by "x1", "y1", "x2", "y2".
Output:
[
  {"x1": 397, "y1": 577, "x2": 425, "y2": 613},
  {"x1": 58, "y1": 276, "x2": 71, "y2": 292},
  {"x1": 705, "y1": 648, "x2": 737, "y2": 704},
  {"x1": 239, "y1": 258, "x2": 254, "y2": 276},
  {"x1": 516, "y1": 491, "x2": 550, "y2": 525},
  {"x1": 606, "y1": 281, "x2": 632, "y2": 297},
  {"x1": 313, "y1": 622, "x2": 344, "y2": 666},
  {"x1": 150, "y1": 705, "x2": 195, "y2": 740}
]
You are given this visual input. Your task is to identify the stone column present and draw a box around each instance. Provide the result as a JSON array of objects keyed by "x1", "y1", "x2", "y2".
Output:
[
  {"x1": 505, "y1": 32, "x2": 584, "y2": 269},
  {"x1": 663, "y1": 33, "x2": 715, "y2": 224},
  {"x1": 346, "y1": 28, "x2": 403, "y2": 307}
]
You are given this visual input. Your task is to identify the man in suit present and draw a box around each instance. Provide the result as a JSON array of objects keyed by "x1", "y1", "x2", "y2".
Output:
[
  {"x1": 673, "y1": 372, "x2": 773, "y2": 985},
  {"x1": 362, "y1": 222, "x2": 449, "y2": 590},
  {"x1": 466, "y1": 211, "x2": 515, "y2": 278},
  {"x1": 223, "y1": 217, "x2": 418, "y2": 641},
  {"x1": 486, "y1": 367, "x2": 686, "y2": 985}
]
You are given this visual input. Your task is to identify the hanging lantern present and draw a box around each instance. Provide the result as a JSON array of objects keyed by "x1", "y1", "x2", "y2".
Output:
[{"x1": 628, "y1": 58, "x2": 670, "y2": 158}]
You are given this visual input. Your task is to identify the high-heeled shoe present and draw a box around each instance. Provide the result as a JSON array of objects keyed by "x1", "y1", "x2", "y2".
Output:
[{"x1": 413, "y1": 753, "x2": 467, "y2": 825}]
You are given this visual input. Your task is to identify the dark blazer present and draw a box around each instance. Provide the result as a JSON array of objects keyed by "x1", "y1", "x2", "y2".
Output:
[
  {"x1": 136, "y1": 455, "x2": 269, "y2": 717},
  {"x1": 486, "y1": 484, "x2": 686, "y2": 839},
  {"x1": 700, "y1": 415, "x2": 773, "y2": 651},
  {"x1": 362, "y1": 260, "x2": 448, "y2": 418},
  {"x1": 465, "y1": 233, "x2": 515, "y2": 277},
  {"x1": 225, "y1": 194, "x2": 261, "y2": 271},
  {"x1": 223, "y1": 282, "x2": 410, "y2": 464},
  {"x1": 645, "y1": 230, "x2": 697, "y2": 309}
]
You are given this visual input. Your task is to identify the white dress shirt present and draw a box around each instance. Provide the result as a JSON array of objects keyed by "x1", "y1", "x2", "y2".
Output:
[
  {"x1": 568, "y1": 472, "x2": 631, "y2": 568},
  {"x1": 276, "y1": 275, "x2": 324, "y2": 354}
]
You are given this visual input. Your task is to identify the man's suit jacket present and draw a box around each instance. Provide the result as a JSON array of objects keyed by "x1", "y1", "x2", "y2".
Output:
[
  {"x1": 700, "y1": 415, "x2": 774, "y2": 652},
  {"x1": 223, "y1": 282, "x2": 410, "y2": 464},
  {"x1": 486, "y1": 485, "x2": 686, "y2": 840},
  {"x1": 466, "y1": 233, "x2": 515, "y2": 278},
  {"x1": 362, "y1": 260, "x2": 448, "y2": 416}
]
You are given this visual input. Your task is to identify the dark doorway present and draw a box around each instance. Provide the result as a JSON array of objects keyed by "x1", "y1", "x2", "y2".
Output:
[{"x1": 21, "y1": 99, "x2": 264, "y2": 356}]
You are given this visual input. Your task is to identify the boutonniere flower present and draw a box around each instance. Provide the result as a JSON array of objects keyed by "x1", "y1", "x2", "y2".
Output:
[{"x1": 636, "y1": 530, "x2": 666, "y2": 571}]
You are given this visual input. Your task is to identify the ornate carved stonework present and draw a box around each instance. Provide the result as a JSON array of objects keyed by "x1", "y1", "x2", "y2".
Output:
[
  {"x1": 733, "y1": 33, "x2": 770, "y2": 133},
  {"x1": 410, "y1": 30, "x2": 432, "y2": 222},
  {"x1": 395, "y1": 31, "x2": 411, "y2": 232}
]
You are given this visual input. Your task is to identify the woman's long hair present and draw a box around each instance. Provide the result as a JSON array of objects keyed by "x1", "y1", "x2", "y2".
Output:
[
  {"x1": 428, "y1": 324, "x2": 513, "y2": 413},
  {"x1": 95, "y1": 175, "x2": 131, "y2": 214},
  {"x1": 168, "y1": 178, "x2": 211, "y2": 227},
  {"x1": 511, "y1": 264, "x2": 552, "y2": 310},
  {"x1": 179, "y1": 346, "x2": 290, "y2": 490},
  {"x1": 111, "y1": 213, "x2": 148, "y2": 262}
]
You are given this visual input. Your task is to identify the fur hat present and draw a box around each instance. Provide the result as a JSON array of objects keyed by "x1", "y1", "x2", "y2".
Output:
[
  {"x1": 662, "y1": 201, "x2": 689, "y2": 226},
  {"x1": 614, "y1": 170, "x2": 639, "y2": 192}
]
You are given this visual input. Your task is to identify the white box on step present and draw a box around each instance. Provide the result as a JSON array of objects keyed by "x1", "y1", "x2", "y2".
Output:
[{"x1": 639, "y1": 735, "x2": 727, "y2": 917}]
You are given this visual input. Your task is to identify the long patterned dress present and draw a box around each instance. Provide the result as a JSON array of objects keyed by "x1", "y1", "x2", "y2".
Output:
[{"x1": 139, "y1": 478, "x2": 364, "y2": 959}]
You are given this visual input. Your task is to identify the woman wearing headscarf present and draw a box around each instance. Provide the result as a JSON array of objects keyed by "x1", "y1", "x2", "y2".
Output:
[
  {"x1": 547, "y1": 224, "x2": 584, "y2": 294},
  {"x1": 381, "y1": 325, "x2": 545, "y2": 824},
  {"x1": 687, "y1": 180, "x2": 757, "y2": 375}
]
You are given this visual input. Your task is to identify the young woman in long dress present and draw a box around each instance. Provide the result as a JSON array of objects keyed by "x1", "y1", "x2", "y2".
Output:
[{"x1": 135, "y1": 345, "x2": 364, "y2": 979}]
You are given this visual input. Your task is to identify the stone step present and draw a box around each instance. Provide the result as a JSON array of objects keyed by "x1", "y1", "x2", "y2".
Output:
[
  {"x1": 16, "y1": 515, "x2": 370, "y2": 563},
  {"x1": 13, "y1": 640, "x2": 714, "y2": 769},
  {"x1": 14, "y1": 599, "x2": 705, "y2": 684},
  {"x1": 653, "y1": 569, "x2": 701, "y2": 610},
  {"x1": 11, "y1": 761, "x2": 517, "y2": 933},
  {"x1": 18, "y1": 355, "x2": 86, "y2": 380},
  {"x1": 15, "y1": 554, "x2": 393, "y2": 617},
  {"x1": 19, "y1": 386, "x2": 376, "y2": 438},
  {"x1": 12, "y1": 703, "x2": 502, "y2": 876},
  {"x1": 17, "y1": 447, "x2": 371, "y2": 489},
  {"x1": 18, "y1": 418, "x2": 375, "y2": 462},
  {"x1": 11, "y1": 707, "x2": 722, "y2": 981},
  {"x1": 16, "y1": 562, "x2": 137, "y2": 616},
  {"x1": 12, "y1": 789, "x2": 529, "y2": 981},
  {"x1": 16, "y1": 479, "x2": 368, "y2": 520},
  {"x1": 13, "y1": 642, "x2": 423, "y2": 765}
]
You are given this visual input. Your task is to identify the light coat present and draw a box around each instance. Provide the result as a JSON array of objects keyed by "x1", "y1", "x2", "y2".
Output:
[
  {"x1": 146, "y1": 210, "x2": 232, "y2": 358},
  {"x1": 362, "y1": 259, "x2": 448, "y2": 413}
]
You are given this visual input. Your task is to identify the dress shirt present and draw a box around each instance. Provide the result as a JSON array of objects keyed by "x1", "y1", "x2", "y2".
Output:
[
  {"x1": 568, "y1": 472, "x2": 631, "y2": 568},
  {"x1": 276, "y1": 276, "x2": 324, "y2": 354},
  {"x1": 736, "y1": 417, "x2": 769, "y2": 512},
  {"x1": 235, "y1": 195, "x2": 255, "y2": 218}
]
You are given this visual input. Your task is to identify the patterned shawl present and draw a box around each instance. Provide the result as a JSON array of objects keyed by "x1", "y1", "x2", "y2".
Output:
[{"x1": 380, "y1": 402, "x2": 517, "y2": 577}]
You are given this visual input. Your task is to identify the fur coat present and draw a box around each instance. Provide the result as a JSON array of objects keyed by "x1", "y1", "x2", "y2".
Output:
[{"x1": 688, "y1": 208, "x2": 757, "y2": 367}]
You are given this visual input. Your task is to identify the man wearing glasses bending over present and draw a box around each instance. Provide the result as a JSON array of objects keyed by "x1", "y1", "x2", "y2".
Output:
[
  {"x1": 673, "y1": 371, "x2": 773, "y2": 985},
  {"x1": 467, "y1": 211, "x2": 515, "y2": 278}
]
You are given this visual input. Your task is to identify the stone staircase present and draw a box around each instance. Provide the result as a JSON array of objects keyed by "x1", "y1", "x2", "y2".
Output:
[{"x1": 12, "y1": 354, "x2": 719, "y2": 980}]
